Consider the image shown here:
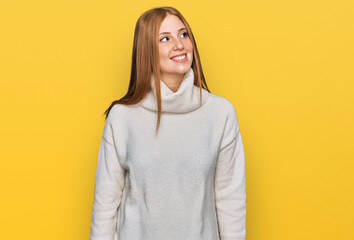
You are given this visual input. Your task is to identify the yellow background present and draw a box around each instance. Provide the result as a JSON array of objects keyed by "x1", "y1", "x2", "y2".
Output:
[{"x1": 1, "y1": 0, "x2": 353, "y2": 239}]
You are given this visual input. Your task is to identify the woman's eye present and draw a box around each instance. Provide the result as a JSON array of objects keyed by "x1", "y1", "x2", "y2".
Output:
[
  {"x1": 160, "y1": 32, "x2": 188, "y2": 42},
  {"x1": 160, "y1": 37, "x2": 169, "y2": 42}
]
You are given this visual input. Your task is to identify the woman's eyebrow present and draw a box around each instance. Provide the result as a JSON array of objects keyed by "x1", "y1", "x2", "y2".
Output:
[{"x1": 159, "y1": 27, "x2": 186, "y2": 35}]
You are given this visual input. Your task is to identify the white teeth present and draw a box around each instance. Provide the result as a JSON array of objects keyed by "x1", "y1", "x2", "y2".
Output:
[{"x1": 171, "y1": 54, "x2": 186, "y2": 61}]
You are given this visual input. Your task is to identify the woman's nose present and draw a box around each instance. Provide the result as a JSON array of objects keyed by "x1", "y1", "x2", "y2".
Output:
[{"x1": 173, "y1": 39, "x2": 184, "y2": 50}]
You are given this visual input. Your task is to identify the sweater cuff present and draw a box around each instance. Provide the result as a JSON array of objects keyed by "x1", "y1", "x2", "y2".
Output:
[
  {"x1": 220, "y1": 236, "x2": 246, "y2": 240},
  {"x1": 90, "y1": 234, "x2": 114, "y2": 240}
]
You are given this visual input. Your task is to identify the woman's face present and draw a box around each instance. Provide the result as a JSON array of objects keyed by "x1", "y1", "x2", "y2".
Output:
[{"x1": 158, "y1": 14, "x2": 193, "y2": 80}]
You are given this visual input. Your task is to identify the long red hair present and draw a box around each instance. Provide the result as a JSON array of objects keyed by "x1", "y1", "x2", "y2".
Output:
[{"x1": 104, "y1": 6, "x2": 211, "y2": 133}]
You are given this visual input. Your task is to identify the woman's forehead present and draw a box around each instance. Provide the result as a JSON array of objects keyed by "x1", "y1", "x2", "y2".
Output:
[{"x1": 159, "y1": 15, "x2": 185, "y2": 33}]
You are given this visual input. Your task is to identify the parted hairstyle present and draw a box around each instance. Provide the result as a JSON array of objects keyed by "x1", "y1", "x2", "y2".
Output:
[{"x1": 104, "y1": 6, "x2": 211, "y2": 133}]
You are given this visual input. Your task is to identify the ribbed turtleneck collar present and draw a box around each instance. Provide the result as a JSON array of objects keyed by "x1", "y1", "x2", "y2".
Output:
[{"x1": 138, "y1": 68, "x2": 210, "y2": 113}]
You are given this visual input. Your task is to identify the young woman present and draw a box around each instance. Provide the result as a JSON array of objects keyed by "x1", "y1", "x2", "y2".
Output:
[{"x1": 90, "y1": 6, "x2": 246, "y2": 240}]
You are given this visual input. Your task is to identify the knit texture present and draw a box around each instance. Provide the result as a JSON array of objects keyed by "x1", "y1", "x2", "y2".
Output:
[{"x1": 90, "y1": 68, "x2": 246, "y2": 240}]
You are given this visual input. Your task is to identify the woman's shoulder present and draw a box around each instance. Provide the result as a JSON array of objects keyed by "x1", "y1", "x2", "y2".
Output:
[
  {"x1": 106, "y1": 103, "x2": 139, "y2": 123},
  {"x1": 207, "y1": 92, "x2": 238, "y2": 116},
  {"x1": 208, "y1": 93, "x2": 241, "y2": 138}
]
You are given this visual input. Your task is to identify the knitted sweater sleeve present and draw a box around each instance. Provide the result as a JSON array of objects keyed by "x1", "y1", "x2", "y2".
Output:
[
  {"x1": 215, "y1": 103, "x2": 246, "y2": 240},
  {"x1": 90, "y1": 113, "x2": 126, "y2": 240}
]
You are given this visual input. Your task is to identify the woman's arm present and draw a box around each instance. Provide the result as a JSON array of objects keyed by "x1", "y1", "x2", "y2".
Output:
[
  {"x1": 90, "y1": 115, "x2": 126, "y2": 240},
  {"x1": 214, "y1": 102, "x2": 246, "y2": 240}
]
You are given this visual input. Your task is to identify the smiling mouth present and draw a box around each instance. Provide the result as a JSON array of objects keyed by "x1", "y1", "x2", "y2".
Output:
[{"x1": 170, "y1": 54, "x2": 187, "y2": 62}]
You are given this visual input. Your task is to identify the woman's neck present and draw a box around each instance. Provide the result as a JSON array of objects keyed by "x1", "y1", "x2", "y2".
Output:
[{"x1": 160, "y1": 72, "x2": 185, "y2": 92}]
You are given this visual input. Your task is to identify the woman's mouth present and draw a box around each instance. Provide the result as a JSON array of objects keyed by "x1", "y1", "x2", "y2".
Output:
[{"x1": 170, "y1": 54, "x2": 187, "y2": 62}]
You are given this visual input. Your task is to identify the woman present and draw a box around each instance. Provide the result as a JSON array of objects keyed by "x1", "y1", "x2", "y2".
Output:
[{"x1": 90, "y1": 6, "x2": 246, "y2": 240}]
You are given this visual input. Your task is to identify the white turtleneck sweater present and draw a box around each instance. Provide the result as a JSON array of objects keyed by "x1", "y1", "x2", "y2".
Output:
[{"x1": 90, "y1": 68, "x2": 246, "y2": 240}]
